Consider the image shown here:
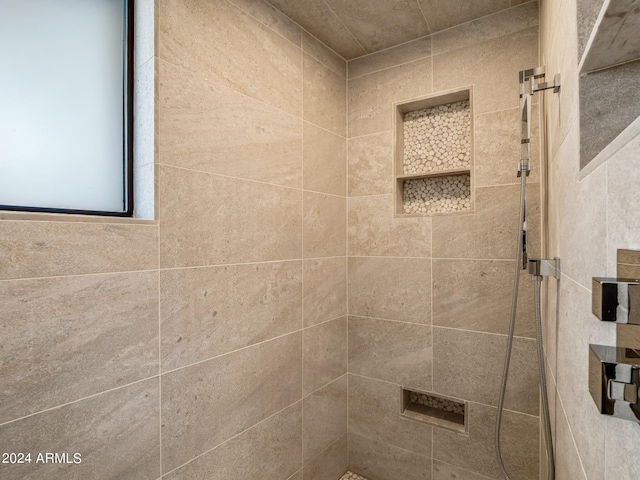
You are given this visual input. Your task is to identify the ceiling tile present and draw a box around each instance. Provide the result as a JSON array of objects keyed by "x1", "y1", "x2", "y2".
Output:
[
  {"x1": 267, "y1": 0, "x2": 367, "y2": 58},
  {"x1": 417, "y1": 0, "x2": 510, "y2": 32},
  {"x1": 322, "y1": 0, "x2": 430, "y2": 53}
]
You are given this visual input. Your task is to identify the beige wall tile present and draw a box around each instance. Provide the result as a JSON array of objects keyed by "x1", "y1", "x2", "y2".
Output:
[
  {"x1": 303, "y1": 434, "x2": 348, "y2": 480},
  {"x1": 0, "y1": 221, "x2": 158, "y2": 280},
  {"x1": 161, "y1": 333, "x2": 302, "y2": 472},
  {"x1": 323, "y1": 0, "x2": 429, "y2": 53},
  {"x1": 159, "y1": 0, "x2": 302, "y2": 116},
  {"x1": 267, "y1": 0, "x2": 366, "y2": 59},
  {"x1": 348, "y1": 131, "x2": 393, "y2": 196},
  {"x1": 433, "y1": 27, "x2": 538, "y2": 115},
  {"x1": 554, "y1": 400, "x2": 587, "y2": 480},
  {"x1": 348, "y1": 37, "x2": 431, "y2": 79},
  {"x1": 303, "y1": 376, "x2": 348, "y2": 462},
  {"x1": 348, "y1": 194, "x2": 431, "y2": 257},
  {"x1": 555, "y1": 276, "x2": 612, "y2": 480},
  {"x1": 348, "y1": 433, "x2": 432, "y2": 480},
  {"x1": 433, "y1": 460, "x2": 493, "y2": 480},
  {"x1": 0, "y1": 379, "x2": 160, "y2": 480},
  {"x1": 348, "y1": 316, "x2": 431, "y2": 390},
  {"x1": 158, "y1": 60, "x2": 303, "y2": 188},
  {"x1": 431, "y1": 1, "x2": 539, "y2": 55},
  {"x1": 303, "y1": 122, "x2": 347, "y2": 196},
  {"x1": 607, "y1": 134, "x2": 640, "y2": 272},
  {"x1": 289, "y1": 471, "x2": 304, "y2": 480},
  {"x1": 348, "y1": 59, "x2": 432, "y2": 137},
  {"x1": 0, "y1": 272, "x2": 158, "y2": 424},
  {"x1": 303, "y1": 257, "x2": 347, "y2": 327},
  {"x1": 161, "y1": 261, "x2": 302, "y2": 372},
  {"x1": 303, "y1": 32, "x2": 346, "y2": 78},
  {"x1": 605, "y1": 417, "x2": 640, "y2": 480},
  {"x1": 432, "y1": 327, "x2": 539, "y2": 416},
  {"x1": 348, "y1": 257, "x2": 431, "y2": 324},
  {"x1": 432, "y1": 259, "x2": 535, "y2": 337},
  {"x1": 303, "y1": 192, "x2": 347, "y2": 258},
  {"x1": 227, "y1": 0, "x2": 302, "y2": 46},
  {"x1": 433, "y1": 402, "x2": 539, "y2": 479},
  {"x1": 348, "y1": 374, "x2": 432, "y2": 456},
  {"x1": 163, "y1": 402, "x2": 303, "y2": 480},
  {"x1": 159, "y1": 166, "x2": 302, "y2": 268},
  {"x1": 431, "y1": 183, "x2": 541, "y2": 260},
  {"x1": 304, "y1": 54, "x2": 347, "y2": 136},
  {"x1": 474, "y1": 106, "x2": 540, "y2": 187},
  {"x1": 417, "y1": 0, "x2": 509, "y2": 32},
  {"x1": 303, "y1": 318, "x2": 348, "y2": 396}
]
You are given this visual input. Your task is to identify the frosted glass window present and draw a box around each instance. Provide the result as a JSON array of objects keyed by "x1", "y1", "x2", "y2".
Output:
[{"x1": 0, "y1": 0, "x2": 133, "y2": 215}]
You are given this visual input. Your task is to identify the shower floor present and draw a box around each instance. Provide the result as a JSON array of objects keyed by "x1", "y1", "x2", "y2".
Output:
[{"x1": 340, "y1": 472, "x2": 369, "y2": 480}]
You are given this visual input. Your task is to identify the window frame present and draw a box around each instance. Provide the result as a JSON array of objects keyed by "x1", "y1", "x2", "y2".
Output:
[{"x1": 0, "y1": 0, "x2": 135, "y2": 217}]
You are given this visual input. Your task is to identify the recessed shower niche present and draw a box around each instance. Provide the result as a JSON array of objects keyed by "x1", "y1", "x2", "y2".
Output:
[{"x1": 394, "y1": 88, "x2": 474, "y2": 216}]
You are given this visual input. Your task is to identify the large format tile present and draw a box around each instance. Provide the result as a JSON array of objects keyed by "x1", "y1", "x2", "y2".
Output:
[
  {"x1": 433, "y1": 402, "x2": 539, "y2": 479},
  {"x1": 303, "y1": 257, "x2": 347, "y2": 327},
  {"x1": 431, "y1": 183, "x2": 541, "y2": 260},
  {"x1": 303, "y1": 435, "x2": 348, "y2": 480},
  {"x1": 303, "y1": 32, "x2": 346, "y2": 79},
  {"x1": 323, "y1": 0, "x2": 429, "y2": 53},
  {"x1": 303, "y1": 122, "x2": 347, "y2": 196},
  {"x1": 161, "y1": 333, "x2": 302, "y2": 472},
  {"x1": 348, "y1": 131, "x2": 393, "y2": 196},
  {"x1": 555, "y1": 277, "x2": 612, "y2": 480},
  {"x1": 0, "y1": 221, "x2": 157, "y2": 280},
  {"x1": 474, "y1": 106, "x2": 540, "y2": 187},
  {"x1": 348, "y1": 375, "x2": 432, "y2": 456},
  {"x1": 303, "y1": 318, "x2": 347, "y2": 396},
  {"x1": 227, "y1": 0, "x2": 302, "y2": 45},
  {"x1": 433, "y1": 27, "x2": 538, "y2": 115},
  {"x1": 266, "y1": 0, "x2": 366, "y2": 59},
  {"x1": 159, "y1": 0, "x2": 302, "y2": 116},
  {"x1": 0, "y1": 272, "x2": 158, "y2": 424},
  {"x1": 158, "y1": 60, "x2": 302, "y2": 188},
  {"x1": 303, "y1": 376, "x2": 348, "y2": 462},
  {"x1": 417, "y1": 0, "x2": 509, "y2": 32},
  {"x1": 163, "y1": 402, "x2": 302, "y2": 480},
  {"x1": 348, "y1": 37, "x2": 431, "y2": 79},
  {"x1": 432, "y1": 460, "x2": 493, "y2": 480},
  {"x1": 159, "y1": 166, "x2": 302, "y2": 268},
  {"x1": 604, "y1": 416, "x2": 640, "y2": 480},
  {"x1": 348, "y1": 59, "x2": 432, "y2": 137},
  {"x1": 432, "y1": 327, "x2": 539, "y2": 416},
  {"x1": 160, "y1": 261, "x2": 302, "y2": 372},
  {"x1": 348, "y1": 257, "x2": 431, "y2": 324},
  {"x1": 554, "y1": 399, "x2": 587, "y2": 480},
  {"x1": 348, "y1": 433, "x2": 432, "y2": 480},
  {"x1": 348, "y1": 195, "x2": 431, "y2": 257},
  {"x1": 431, "y1": 2, "x2": 539, "y2": 55},
  {"x1": 432, "y1": 259, "x2": 535, "y2": 337},
  {"x1": 348, "y1": 316, "x2": 431, "y2": 390},
  {"x1": 304, "y1": 55, "x2": 346, "y2": 136},
  {"x1": 0, "y1": 379, "x2": 160, "y2": 480},
  {"x1": 303, "y1": 192, "x2": 346, "y2": 258}
]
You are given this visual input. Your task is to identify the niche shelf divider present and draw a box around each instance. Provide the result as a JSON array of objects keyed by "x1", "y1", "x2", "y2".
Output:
[{"x1": 393, "y1": 87, "x2": 474, "y2": 217}]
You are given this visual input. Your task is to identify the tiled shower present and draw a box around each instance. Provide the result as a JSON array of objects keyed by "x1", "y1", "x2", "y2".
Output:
[{"x1": 2, "y1": 0, "x2": 640, "y2": 479}]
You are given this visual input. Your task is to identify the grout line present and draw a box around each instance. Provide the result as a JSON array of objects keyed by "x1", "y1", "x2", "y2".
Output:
[
  {"x1": 159, "y1": 399, "x2": 303, "y2": 478},
  {"x1": 318, "y1": 0, "x2": 368, "y2": 56},
  {"x1": 0, "y1": 375, "x2": 160, "y2": 428},
  {"x1": 348, "y1": 56, "x2": 431, "y2": 81}
]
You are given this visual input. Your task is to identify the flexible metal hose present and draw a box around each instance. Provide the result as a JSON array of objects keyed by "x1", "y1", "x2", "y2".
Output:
[
  {"x1": 494, "y1": 171, "x2": 526, "y2": 480},
  {"x1": 495, "y1": 171, "x2": 555, "y2": 480}
]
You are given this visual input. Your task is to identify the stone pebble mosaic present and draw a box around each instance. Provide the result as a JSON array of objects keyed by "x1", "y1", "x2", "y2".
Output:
[
  {"x1": 402, "y1": 100, "x2": 471, "y2": 175},
  {"x1": 340, "y1": 472, "x2": 369, "y2": 480},
  {"x1": 409, "y1": 391, "x2": 465, "y2": 416},
  {"x1": 402, "y1": 175, "x2": 471, "y2": 214}
]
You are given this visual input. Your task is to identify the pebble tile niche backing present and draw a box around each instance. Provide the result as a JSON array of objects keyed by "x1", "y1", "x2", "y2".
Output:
[{"x1": 401, "y1": 100, "x2": 472, "y2": 215}]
